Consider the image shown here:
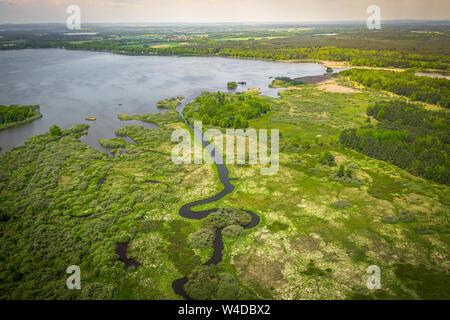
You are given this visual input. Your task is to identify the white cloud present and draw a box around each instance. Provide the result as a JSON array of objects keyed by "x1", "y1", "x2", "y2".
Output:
[{"x1": 0, "y1": 0, "x2": 449, "y2": 23}]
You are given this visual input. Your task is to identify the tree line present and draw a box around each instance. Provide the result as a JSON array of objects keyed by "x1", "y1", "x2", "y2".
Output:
[
  {"x1": 342, "y1": 69, "x2": 450, "y2": 108},
  {"x1": 183, "y1": 92, "x2": 271, "y2": 128},
  {"x1": 340, "y1": 100, "x2": 450, "y2": 185}
]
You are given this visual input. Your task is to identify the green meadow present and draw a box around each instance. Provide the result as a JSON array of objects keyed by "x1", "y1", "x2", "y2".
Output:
[{"x1": 0, "y1": 75, "x2": 448, "y2": 300}]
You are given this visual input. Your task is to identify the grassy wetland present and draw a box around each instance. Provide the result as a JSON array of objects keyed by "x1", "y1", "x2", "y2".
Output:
[
  {"x1": 0, "y1": 66, "x2": 449, "y2": 299},
  {"x1": 0, "y1": 21, "x2": 449, "y2": 300},
  {"x1": 181, "y1": 74, "x2": 450, "y2": 300}
]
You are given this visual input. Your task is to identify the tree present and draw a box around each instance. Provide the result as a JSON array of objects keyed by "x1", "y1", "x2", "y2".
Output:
[
  {"x1": 320, "y1": 152, "x2": 336, "y2": 167},
  {"x1": 49, "y1": 125, "x2": 62, "y2": 136},
  {"x1": 227, "y1": 82, "x2": 237, "y2": 90},
  {"x1": 346, "y1": 168, "x2": 353, "y2": 179},
  {"x1": 337, "y1": 165, "x2": 345, "y2": 178}
]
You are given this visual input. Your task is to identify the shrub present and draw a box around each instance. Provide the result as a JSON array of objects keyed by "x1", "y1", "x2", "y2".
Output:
[
  {"x1": 216, "y1": 273, "x2": 243, "y2": 299},
  {"x1": 188, "y1": 228, "x2": 216, "y2": 249},
  {"x1": 331, "y1": 201, "x2": 352, "y2": 209},
  {"x1": 185, "y1": 265, "x2": 219, "y2": 300},
  {"x1": 227, "y1": 81, "x2": 237, "y2": 90},
  {"x1": 346, "y1": 168, "x2": 353, "y2": 179},
  {"x1": 337, "y1": 165, "x2": 345, "y2": 177},
  {"x1": 382, "y1": 216, "x2": 398, "y2": 224},
  {"x1": 49, "y1": 125, "x2": 62, "y2": 136},
  {"x1": 348, "y1": 163, "x2": 359, "y2": 170},
  {"x1": 202, "y1": 208, "x2": 251, "y2": 229},
  {"x1": 99, "y1": 138, "x2": 127, "y2": 149},
  {"x1": 222, "y1": 225, "x2": 244, "y2": 238},
  {"x1": 320, "y1": 152, "x2": 336, "y2": 167},
  {"x1": 399, "y1": 211, "x2": 416, "y2": 222}
]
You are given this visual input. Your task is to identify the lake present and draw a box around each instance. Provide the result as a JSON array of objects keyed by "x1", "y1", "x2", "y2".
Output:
[{"x1": 0, "y1": 49, "x2": 327, "y2": 154}]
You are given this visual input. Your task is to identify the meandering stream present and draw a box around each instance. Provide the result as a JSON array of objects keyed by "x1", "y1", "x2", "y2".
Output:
[
  {"x1": 0, "y1": 49, "x2": 330, "y2": 299},
  {"x1": 171, "y1": 99, "x2": 260, "y2": 299}
]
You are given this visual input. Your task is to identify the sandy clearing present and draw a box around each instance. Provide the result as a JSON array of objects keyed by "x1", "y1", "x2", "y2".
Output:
[
  {"x1": 316, "y1": 79, "x2": 360, "y2": 93},
  {"x1": 244, "y1": 88, "x2": 261, "y2": 93}
]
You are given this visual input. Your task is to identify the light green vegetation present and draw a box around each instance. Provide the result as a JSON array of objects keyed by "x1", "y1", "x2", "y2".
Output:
[
  {"x1": 227, "y1": 81, "x2": 238, "y2": 90},
  {"x1": 192, "y1": 84, "x2": 450, "y2": 299},
  {"x1": 0, "y1": 105, "x2": 42, "y2": 131},
  {"x1": 98, "y1": 138, "x2": 127, "y2": 149},
  {"x1": 252, "y1": 81, "x2": 378, "y2": 145},
  {"x1": 0, "y1": 105, "x2": 226, "y2": 299},
  {"x1": 156, "y1": 97, "x2": 184, "y2": 109},
  {"x1": 187, "y1": 208, "x2": 251, "y2": 251},
  {"x1": 0, "y1": 80, "x2": 448, "y2": 300},
  {"x1": 118, "y1": 110, "x2": 181, "y2": 127}
]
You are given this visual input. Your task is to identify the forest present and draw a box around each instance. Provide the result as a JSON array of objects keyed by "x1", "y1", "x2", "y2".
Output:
[
  {"x1": 3, "y1": 24, "x2": 449, "y2": 71},
  {"x1": 183, "y1": 91, "x2": 271, "y2": 128},
  {"x1": 342, "y1": 69, "x2": 450, "y2": 108},
  {"x1": 340, "y1": 100, "x2": 450, "y2": 185},
  {"x1": 0, "y1": 105, "x2": 42, "y2": 130}
]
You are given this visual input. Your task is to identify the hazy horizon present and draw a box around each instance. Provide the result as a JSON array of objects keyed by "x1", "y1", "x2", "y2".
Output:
[{"x1": 1, "y1": 0, "x2": 449, "y2": 24}]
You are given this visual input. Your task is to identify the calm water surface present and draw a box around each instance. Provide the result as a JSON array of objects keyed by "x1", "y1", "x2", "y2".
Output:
[{"x1": 0, "y1": 49, "x2": 327, "y2": 154}]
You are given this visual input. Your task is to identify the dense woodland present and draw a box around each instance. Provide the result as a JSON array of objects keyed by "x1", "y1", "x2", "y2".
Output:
[
  {"x1": 342, "y1": 69, "x2": 450, "y2": 108},
  {"x1": 0, "y1": 105, "x2": 41, "y2": 129},
  {"x1": 3, "y1": 25, "x2": 449, "y2": 71},
  {"x1": 183, "y1": 91, "x2": 270, "y2": 128},
  {"x1": 53, "y1": 41, "x2": 449, "y2": 70},
  {"x1": 340, "y1": 101, "x2": 450, "y2": 185}
]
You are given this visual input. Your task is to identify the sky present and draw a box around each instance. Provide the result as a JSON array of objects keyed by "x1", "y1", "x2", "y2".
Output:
[{"x1": 0, "y1": 0, "x2": 449, "y2": 24}]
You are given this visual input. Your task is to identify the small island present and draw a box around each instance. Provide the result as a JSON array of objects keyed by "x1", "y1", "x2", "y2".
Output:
[
  {"x1": 227, "y1": 81, "x2": 238, "y2": 90},
  {"x1": 85, "y1": 116, "x2": 97, "y2": 121},
  {"x1": 156, "y1": 97, "x2": 184, "y2": 109},
  {"x1": 0, "y1": 104, "x2": 42, "y2": 131},
  {"x1": 98, "y1": 137, "x2": 127, "y2": 149}
]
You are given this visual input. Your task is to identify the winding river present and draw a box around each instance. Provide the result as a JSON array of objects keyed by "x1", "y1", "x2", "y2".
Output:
[
  {"x1": 171, "y1": 99, "x2": 260, "y2": 299},
  {"x1": 0, "y1": 49, "x2": 329, "y2": 299}
]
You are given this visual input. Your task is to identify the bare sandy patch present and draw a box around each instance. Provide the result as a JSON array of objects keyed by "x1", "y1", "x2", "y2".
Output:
[
  {"x1": 320, "y1": 60, "x2": 350, "y2": 69},
  {"x1": 244, "y1": 88, "x2": 261, "y2": 94},
  {"x1": 317, "y1": 79, "x2": 360, "y2": 93},
  {"x1": 150, "y1": 44, "x2": 170, "y2": 48}
]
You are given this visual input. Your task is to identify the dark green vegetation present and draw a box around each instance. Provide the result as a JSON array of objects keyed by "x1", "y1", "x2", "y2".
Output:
[
  {"x1": 2, "y1": 23, "x2": 449, "y2": 70},
  {"x1": 49, "y1": 125, "x2": 62, "y2": 137},
  {"x1": 0, "y1": 22, "x2": 449, "y2": 300},
  {"x1": 183, "y1": 91, "x2": 270, "y2": 128},
  {"x1": 0, "y1": 81, "x2": 449, "y2": 300},
  {"x1": 342, "y1": 69, "x2": 450, "y2": 108},
  {"x1": 227, "y1": 81, "x2": 237, "y2": 90},
  {"x1": 188, "y1": 208, "x2": 251, "y2": 249},
  {"x1": 269, "y1": 77, "x2": 305, "y2": 88},
  {"x1": 340, "y1": 100, "x2": 450, "y2": 185},
  {"x1": 185, "y1": 265, "x2": 251, "y2": 300},
  {"x1": 0, "y1": 105, "x2": 42, "y2": 131},
  {"x1": 0, "y1": 106, "x2": 223, "y2": 299}
]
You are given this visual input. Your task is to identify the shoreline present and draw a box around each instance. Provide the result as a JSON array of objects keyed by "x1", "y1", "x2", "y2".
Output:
[{"x1": 0, "y1": 112, "x2": 42, "y2": 132}]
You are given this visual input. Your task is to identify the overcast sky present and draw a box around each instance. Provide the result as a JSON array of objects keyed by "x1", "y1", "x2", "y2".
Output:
[{"x1": 0, "y1": 0, "x2": 449, "y2": 24}]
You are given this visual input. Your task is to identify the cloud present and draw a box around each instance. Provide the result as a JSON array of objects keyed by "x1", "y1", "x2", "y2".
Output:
[{"x1": 0, "y1": 0, "x2": 449, "y2": 24}]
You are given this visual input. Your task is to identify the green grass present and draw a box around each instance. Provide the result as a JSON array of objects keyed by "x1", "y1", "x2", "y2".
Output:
[{"x1": 0, "y1": 84, "x2": 448, "y2": 300}]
